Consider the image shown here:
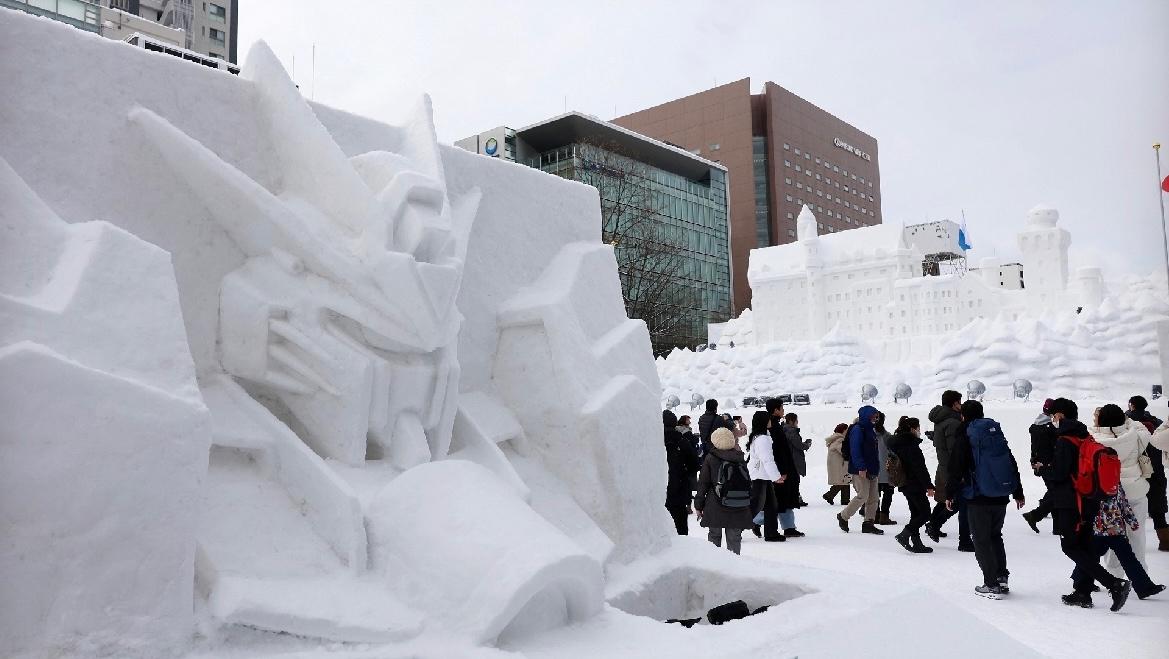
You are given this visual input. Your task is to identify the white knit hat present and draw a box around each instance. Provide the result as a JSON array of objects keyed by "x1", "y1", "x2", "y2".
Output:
[{"x1": 711, "y1": 427, "x2": 736, "y2": 450}]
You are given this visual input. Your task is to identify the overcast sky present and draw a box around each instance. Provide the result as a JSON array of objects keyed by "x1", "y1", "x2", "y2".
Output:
[{"x1": 240, "y1": 0, "x2": 1169, "y2": 276}]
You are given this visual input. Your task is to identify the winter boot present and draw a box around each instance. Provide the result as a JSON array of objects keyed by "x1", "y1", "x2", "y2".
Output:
[
  {"x1": 861, "y1": 520, "x2": 885, "y2": 535},
  {"x1": 751, "y1": 524, "x2": 762, "y2": 538},
  {"x1": 974, "y1": 585, "x2": 1005, "y2": 600},
  {"x1": 1108, "y1": 579, "x2": 1131, "y2": 612},
  {"x1": 957, "y1": 537, "x2": 975, "y2": 552},
  {"x1": 1157, "y1": 527, "x2": 1169, "y2": 552},
  {"x1": 837, "y1": 513, "x2": 849, "y2": 533},
  {"x1": 895, "y1": 528, "x2": 913, "y2": 552},
  {"x1": 1061, "y1": 591, "x2": 1093, "y2": 608},
  {"x1": 876, "y1": 511, "x2": 898, "y2": 526},
  {"x1": 822, "y1": 490, "x2": 836, "y2": 505},
  {"x1": 1022, "y1": 510, "x2": 1041, "y2": 534},
  {"x1": 923, "y1": 523, "x2": 942, "y2": 543},
  {"x1": 783, "y1": 528, "x2": 806, "y2": 538},
  {"x1": 909, "y1": 533, "x2": 934, "y2": 553},
  {"x1": 1137, "y1": 584, "x2": 1165, "y2": 600}
]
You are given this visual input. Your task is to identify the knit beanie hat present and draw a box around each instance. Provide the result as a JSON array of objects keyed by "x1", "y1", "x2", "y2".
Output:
[
  {"x1": 1041, "y1": 398, "x2": 1055, "y2": 415},
  {"x1": 1097, "y1": 404, "x2": 1126, "y2": 428},
  {"x1": 711, "y1": 427, "x2": 737, "y2": 450}
]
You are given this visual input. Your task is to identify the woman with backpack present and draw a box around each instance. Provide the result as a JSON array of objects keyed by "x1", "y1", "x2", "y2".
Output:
[
  {"x1": 1074, "y1": 482, "x2": 1165, "y2": 600},
  {"x1": 695, "y1": 427, "x2": 754, "y2": 554},
  {"x1": 747, "y1": 410, "x2": 786, "y2": 542},
  {"x1": 887, "y1": 416, "x2": 935, "y2": 554},
  {"x1": 823, "y1": 423, "x2": 851, "y2": 505},
  {"x1": 1090, "y1": 404, "x2": 1161, "y2": 592}
]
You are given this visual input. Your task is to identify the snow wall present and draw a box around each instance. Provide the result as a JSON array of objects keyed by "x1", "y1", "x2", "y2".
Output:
[{"x1": 0, "y1": 9, "x2": 667, "y2": 657}]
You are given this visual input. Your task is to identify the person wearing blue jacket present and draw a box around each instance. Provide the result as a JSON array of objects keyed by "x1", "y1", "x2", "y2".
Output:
[{"x1": 837, "y1": 405, "x2": 885, "y2": 535}]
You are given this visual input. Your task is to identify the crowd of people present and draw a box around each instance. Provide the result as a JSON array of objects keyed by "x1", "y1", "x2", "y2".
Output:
[{"x1": 664, "y1": 393, "x2": 1169, "y2": 610}]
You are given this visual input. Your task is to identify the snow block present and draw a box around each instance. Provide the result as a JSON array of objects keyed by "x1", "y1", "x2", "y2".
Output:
[
  {"x1": 366, "y1": 460, "x2": 603, "y2": 645},
  {"x1": 0, "y1": 342, "x2": 209, "y2": 658}
]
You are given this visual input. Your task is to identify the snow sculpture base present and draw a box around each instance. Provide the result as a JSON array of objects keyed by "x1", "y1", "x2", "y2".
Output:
[{"x1": 366, "y1": 461, "x2": 604, "y2": 645}]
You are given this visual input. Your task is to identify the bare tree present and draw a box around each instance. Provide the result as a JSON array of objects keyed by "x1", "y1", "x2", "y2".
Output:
[{"x1": 560, "y1": 139, "x2": 711, "y2": 355}]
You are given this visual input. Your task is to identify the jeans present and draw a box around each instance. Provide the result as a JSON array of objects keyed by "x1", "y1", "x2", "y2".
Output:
[
  {"x1": 842, "y1": 475, "x2": 879, "y2": 521},
  {"x1": 751, "y1": 480, "x2": 779, "y2": 538},
  {"x1": 707, "y1": 527, "x2": 744, "y2": 554},
  {"x1": 968, "y1": 502, "x2": 1008, "y2": 587},
  {"x1": 902, "y1": 489, "x2": 931, "y2": 534},
  {"x1": 666, "y1": 504, "x2": 689, "y2": 536},
  {"x1": 779, "y1": 509, "x2": 796, "y2": 531},
  {"x1": 1087, "y1": 534, "x2": 1159, "y2": 596},
  {"x1": 929, "y1": 496, "x2": 970, "y2": 541},
  {"x1": 1104, "y1": 497, "x2": 1148, "y2": 578}
]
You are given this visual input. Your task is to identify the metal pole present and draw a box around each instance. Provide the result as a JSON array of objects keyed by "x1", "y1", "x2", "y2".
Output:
[{"x1": 1157, "y1": 143, "x2": 1168, "y2": 297}]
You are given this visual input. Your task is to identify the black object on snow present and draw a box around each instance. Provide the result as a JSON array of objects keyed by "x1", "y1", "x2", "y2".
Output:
[
  {"x1": 706, "y1": 600, "x2": 751, "y2": 625},
  {"x1": 665, "y1": 617, "x2": 701, "y2": 628},
  {"x1": 751, "y1": 605, "x2": 771, "y2": 616}
]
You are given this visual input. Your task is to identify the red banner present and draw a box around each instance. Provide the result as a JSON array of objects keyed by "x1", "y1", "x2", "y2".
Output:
[{"x1": 1163, "y1": 174, "x2": 1169, "y2": 193}]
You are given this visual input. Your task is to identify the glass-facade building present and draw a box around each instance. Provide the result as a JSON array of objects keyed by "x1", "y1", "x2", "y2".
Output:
[{"x1": 457, "y1": 113, "x2": 732, "y2": 353}]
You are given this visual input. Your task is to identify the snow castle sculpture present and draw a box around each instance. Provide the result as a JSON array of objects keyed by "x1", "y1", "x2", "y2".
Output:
[{"x1": 0, "y1": 11, "x2": 665, "y2": 656}]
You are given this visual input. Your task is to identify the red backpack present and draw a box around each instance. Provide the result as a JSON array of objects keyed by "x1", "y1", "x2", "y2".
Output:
[{"x1": 1061, "y1": 435, "x2": 1121, "y2": 498}]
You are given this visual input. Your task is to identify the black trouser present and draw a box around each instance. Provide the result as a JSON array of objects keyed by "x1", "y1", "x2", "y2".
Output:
[
  {"x1": 1062, "y1": 524, "x2": 1121, "y2": 594},
  {"x1": 666, "y1": 504, "x2": 689, "y2": 536},
  {"x1": 1029, "y1": 492, "x2": 1053, "y2": 521},
  {"x1": 826, "y1": 485, "x2": 850, "y2": 504},
  {"x1": 968, "y1": 502, "x2": 1008, "y2": 587},
  {"x1": 901, "y1": 489, "x2": 931, "y2": 534},
  {"x1": 929, "y1": 497, "x2": 970, "y2": 540},
  {"x1": 752, "y1": 479, "x2": 779, "y2": 538},
  {"x1": 879, "y1": 483, "x2": 895, "y2": 515}
]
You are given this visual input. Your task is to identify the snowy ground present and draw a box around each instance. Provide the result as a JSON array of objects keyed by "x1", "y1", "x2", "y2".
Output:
[{"x1": 189, "y1": 401, "x2": 1169, "y2": 658}]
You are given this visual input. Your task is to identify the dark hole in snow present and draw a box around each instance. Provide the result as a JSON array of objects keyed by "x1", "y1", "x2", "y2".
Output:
[{"x1": 607, "y1": 568, "x2": 807, "y2": 627}]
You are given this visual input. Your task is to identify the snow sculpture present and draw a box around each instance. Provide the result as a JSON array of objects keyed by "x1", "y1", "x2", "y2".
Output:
[
  {"x1": 130, "y1": 42, "x2": 478, "y2": 470},
  {"x1": 0, "y1": 157, "x2": 211, "y2": 657},
  {"x1": 861, "y1": 384, "x2": 879, "y2": 402},
  {"x1": 1013, "y1": 379, "x2": 1033, "y2": 401},
  {"x1": 666, "y1": 394, "x2": 681, "y2": 409},
  {"x1": 967, "y1": 379, "x2": 987, "y2": 401},
  {"x1": 691, "y1": 392, "x2": 706, "y2": 407},
  {"x1": 894, "y1": 383, "x2": 913, "y2": 404}
]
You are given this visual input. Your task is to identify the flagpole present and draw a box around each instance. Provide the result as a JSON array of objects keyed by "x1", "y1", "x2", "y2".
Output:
[{"x1": 1156, "y1": 142, "x2": 1168, "y2": 298}]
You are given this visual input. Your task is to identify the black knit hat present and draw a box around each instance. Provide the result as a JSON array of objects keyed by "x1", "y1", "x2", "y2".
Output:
[{"x1": 1049, "y1": 398, "x2": 1078, "y2": 420}]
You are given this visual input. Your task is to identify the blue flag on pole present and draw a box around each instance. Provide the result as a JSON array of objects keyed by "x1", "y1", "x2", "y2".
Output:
[{"x1": 958, "y1": 218, "x2": 972, "y2": 251}]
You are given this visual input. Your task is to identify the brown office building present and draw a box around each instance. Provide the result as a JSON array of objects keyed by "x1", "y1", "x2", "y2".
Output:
[{"x1": 614, "y1": 79, "x2": 882, "y2": 313}]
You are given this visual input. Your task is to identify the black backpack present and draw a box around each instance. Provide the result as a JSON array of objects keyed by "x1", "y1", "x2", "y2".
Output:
[
  {"x1": 885, "y1": 450, "x2": 906, "y2": 487},
  {"x1": 714, "y1": 458, "x2": 752, "y2": 509}
]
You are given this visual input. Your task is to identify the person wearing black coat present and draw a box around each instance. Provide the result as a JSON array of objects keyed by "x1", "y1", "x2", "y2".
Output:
[
  {"x1": 698, "y1": 399, "x2": 732, "y2": 457},
  {"x1": 887, "y1": 417, "x2": 935, "y2": 553},
  {"x1": 663, "y1": 409, "x2": 701, "y2": 535},
  {"x1": 1022, "y1": 399, "x2": 1058, "y2": 532},
  {"x1": 1034, "y1": 398, "x2": 1131, "y2": 610},
  {"x1": 767, "y1": 398, "x2": 804, "y2": 537},
  {"x1": 944, "y1": 401, "x2": 1025, "y2": 598}
]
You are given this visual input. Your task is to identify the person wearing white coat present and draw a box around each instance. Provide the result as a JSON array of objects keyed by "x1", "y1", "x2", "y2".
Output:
[
  {"x1": 1091, "y1": 405, "x2": 1153, "y2": 576},
  {"x1": 747, "y1": 410, "x2": 786, "y2": 542}
]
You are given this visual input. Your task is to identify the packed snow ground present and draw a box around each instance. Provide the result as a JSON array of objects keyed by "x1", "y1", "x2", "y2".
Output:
[{"x1": 187, "y1": 401, "x2": 1169, "y2": 658}]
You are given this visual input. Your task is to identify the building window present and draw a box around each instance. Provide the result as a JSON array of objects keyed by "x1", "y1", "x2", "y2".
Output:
[
  {"x1": 786, "y1": 212, "x2": 794, "y2": 219},
  {"x1": 805, "y1": 153, "x2": 810, "y2": 160},
  {"x1": 785, "y1": 177, "x2": 792, "y2": 185},
  {"x1": 833, "y1": 166, "x2": 839, "y2": 172},
  {"x1": 710, "y1": 143, "x2": 720, "y2": 150},
  {"x1": 208, "y1": 2, "x2": 227, "y2": 22},
  {"x1": 815, "y1": 158, "x2": 821, "y2": 164},
  {"x1": 209, "y1": 27, "x2": 226, "y2": 43},
  {"x1": 815, "y1": 173, "x2": 821, "y2": 181},
  {"x1": 786, "y1": 195, "x2": 792, "y2": 202},
  {"x1": 796, "y1": 182, "x2": 803, "y2": 189},
  {"x1": 795, "y1": 164, "x2": 802, "y2": 172},
  {"x1": 784, "y1": 159, "x2": 791, "y2": 167},
  {"x1": 788, "y1": 229, "x2": 796, "y2": 237},
  {"x1": 783, "y1": 143, "x2": 790, "y2": 150}
]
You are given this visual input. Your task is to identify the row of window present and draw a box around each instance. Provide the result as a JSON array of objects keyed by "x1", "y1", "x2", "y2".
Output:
[
  {"x1": 782, "y1": 143, "x2": 874, "y2": 187},
  {"x1": 782, "y1": 172, "x2": 875, "y2": 203},
  {"x1": 783, "y1": 200, "x2": 874, "y2": 227}
]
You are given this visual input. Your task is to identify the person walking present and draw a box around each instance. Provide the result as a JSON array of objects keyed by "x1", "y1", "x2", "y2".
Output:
[
  {"x1": 837, "y1": 405, "x2": 884, "y2": 535},
  {"x1": 925, "y1": 390, "x2": 973, "y2": 552},
  {"x1": 731, "y1": 415, "x2": 749, "y2": 446},
  {"x1": 767, "y1": 399, "x2": 805, "y2": 537},
  {"x1": 1034, "y1": 398, "x2": 1131, "y2": 611},
  {"x1": 663, "y1": 410, "x2": 701, "y2": 535},
  {"x1": 1022, "y1": 399, "x2": 1058, "y2": 533},
  {"x1": 784, "y1": 412, "x2": 812, "y2": 509},
  {"x1": 1077, "y1": 483, "x2": 1165, "y2": 600},
  {"x1": 1127, "y1": 395, "x2": 1168, "y2": 552},
  {"x1": 888, "y1": 416, "x2": 935, "y2": 553},
  {"x1": 698, "y1": 399, "x2": 731, "y2": 457},
  {"x1": 695, "y1": 427, "x2": 754, "y2": 554},
  {"x1": 823, "y1": 423, "x2": 851, "y2": 505},
  {"x1": 677, "y1": 414, "x2": 699, "y2": 493},
  {"x1": 746, "y1": 410, "x2": 785, "y2": 542},
  {"x1": 944, "y1": 401, "x2": 1025, "y2": 599},
  {"x1": 874, "y1": 412, "x2": 898, "y2": 525},
  {"x1": 1090, "y1": 404, "x2": 1154, "y2": 577}
]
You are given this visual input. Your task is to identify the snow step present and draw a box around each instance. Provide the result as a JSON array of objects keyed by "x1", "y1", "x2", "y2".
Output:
[{"x1": 210, "y1": 574, "x2": 424, "y2": 643}]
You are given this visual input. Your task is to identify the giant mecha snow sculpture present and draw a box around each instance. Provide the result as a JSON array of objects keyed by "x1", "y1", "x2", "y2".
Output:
[{"x1": 0, "y1": 12, "x2": 665, "y2": 657}]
